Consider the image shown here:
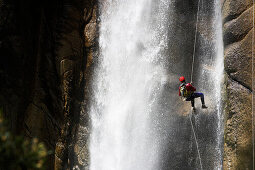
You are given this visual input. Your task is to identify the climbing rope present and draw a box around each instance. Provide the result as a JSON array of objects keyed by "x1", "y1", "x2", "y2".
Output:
[
  {"x1": 189, "y1": 112, "x2": 203, "y2": 170},
  {"x1": 189, "y1": 0, "x2": 203, "y2": 169},
  {"x1": 190, "y1": 0, "x2": 201, "y2": 83},
  {"x1": 252, "y1": 0, "x2": 254, "y2": 169}
]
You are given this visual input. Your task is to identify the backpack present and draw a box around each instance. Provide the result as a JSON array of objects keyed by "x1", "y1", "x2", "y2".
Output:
[{"x1": 180, "y1": 84, "x2": 190, "y2": 98}]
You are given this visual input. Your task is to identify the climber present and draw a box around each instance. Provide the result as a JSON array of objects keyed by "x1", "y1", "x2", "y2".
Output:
[{"x1": 178, "y1": 76, "x2": 207, "y2": 110}]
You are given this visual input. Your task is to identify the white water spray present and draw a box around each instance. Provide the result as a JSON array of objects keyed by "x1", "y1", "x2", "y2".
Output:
[
  {"x1": 89, "y1": 1, "x2": 171, "y2": 170},
  {"x1": 87, "y1": 0, "x2": 224, "y2": 169},
  {"x1": 197, "y1": 0, "x2": 224, "y2": 169},
  {"x1": 212, "y1": 0, "x2": 224, "y2": 169}
]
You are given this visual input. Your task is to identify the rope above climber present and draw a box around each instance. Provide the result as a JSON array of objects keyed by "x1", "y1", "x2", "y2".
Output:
[{"x1": 178, "y1": 76, "x2": 207, "y2": 110}]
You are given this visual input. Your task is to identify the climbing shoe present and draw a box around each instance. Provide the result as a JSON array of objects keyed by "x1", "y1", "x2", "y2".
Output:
[{"x1": 202, "y1": 104, "x2": 208, "y2": 109}]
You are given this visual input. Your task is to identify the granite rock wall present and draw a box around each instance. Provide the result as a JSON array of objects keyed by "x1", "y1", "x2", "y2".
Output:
[{"x1": 222, "y1": 0, "x2": 254, "y2": 169}]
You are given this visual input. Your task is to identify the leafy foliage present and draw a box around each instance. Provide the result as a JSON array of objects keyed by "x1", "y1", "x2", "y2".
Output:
[{"x1": 0, "y1": 108, "x2": 50, "y2": 170}]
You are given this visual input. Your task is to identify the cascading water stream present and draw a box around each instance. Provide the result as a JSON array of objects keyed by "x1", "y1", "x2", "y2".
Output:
[
  {"x1": 212, "y1": 0, "x2": 224, "y2": 169},
  {"x1": 184, "y1": 0, "x2": 224, "y2": 169},
  {"x1": 89, "y1": 1, "x2": 171, "y2": 170},
  {"x1": 199, "y1": 0, "x2": 224, "y2": 167},
  {"x1": 87, "y1": 0, "x2": 224, "y2": 170}
]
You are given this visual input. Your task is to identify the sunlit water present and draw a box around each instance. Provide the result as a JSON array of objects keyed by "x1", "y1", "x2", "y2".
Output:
[
  {"x1": 195, "y1": 0, "x2": 224, "y2": 169},
  {"x1": 89, "y1": 1, "x2": 171, "y2": 170},
  {"x1": 88, "y1": 0, "x2": 224, "y2": 169}
]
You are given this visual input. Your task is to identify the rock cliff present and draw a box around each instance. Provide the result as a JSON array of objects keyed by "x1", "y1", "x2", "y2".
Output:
[
  {"x1": 222, "y1": 0, "x2": 254, "y2": 169},
  {"x1": 0, "y1": 0, "x2": 96, "y2": 169}
]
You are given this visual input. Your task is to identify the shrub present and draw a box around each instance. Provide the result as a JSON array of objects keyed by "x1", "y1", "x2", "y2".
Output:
[{"x1": 0, "y1": 108, "x2": 50, "y2": 170}]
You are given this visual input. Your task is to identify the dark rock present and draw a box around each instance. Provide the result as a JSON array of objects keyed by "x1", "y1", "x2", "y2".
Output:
[{"x1": 0, "y1": 0, "x2": 96, "y2": 169}]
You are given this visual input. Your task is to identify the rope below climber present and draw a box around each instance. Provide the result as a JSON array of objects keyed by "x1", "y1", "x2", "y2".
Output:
[{"x1": 178, "y1": 76, "x2": 205, "y2": 170}]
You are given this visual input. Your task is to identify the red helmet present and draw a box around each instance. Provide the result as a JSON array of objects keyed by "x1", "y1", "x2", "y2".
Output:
[{"x1": 179, "y1": 76, "x2": 185, "y2": 82}]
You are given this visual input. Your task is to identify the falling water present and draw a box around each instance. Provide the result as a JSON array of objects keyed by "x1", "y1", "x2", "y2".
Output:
[
  {"x1": 212, "y1": 0, "x2": 224, "y2": 169},
  {"x1": 191, "y1": 0, "x2": 224, "y2": 169},
  {"x1": 89, "y1": 1, "x2": 171, "y2": 170},
  {"x1": 88, "y1": 0, "x2": 224, "y2": 169}
]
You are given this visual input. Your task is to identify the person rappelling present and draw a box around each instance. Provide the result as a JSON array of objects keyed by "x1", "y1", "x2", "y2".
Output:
[{"x1": 178, "y1": 76, "x2": 207, "y2": 110}]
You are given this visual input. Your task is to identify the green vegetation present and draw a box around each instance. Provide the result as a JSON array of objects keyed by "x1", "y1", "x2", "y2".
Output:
[{"x1": 0, "y1": 108, "x2": 50, "y2": 170}]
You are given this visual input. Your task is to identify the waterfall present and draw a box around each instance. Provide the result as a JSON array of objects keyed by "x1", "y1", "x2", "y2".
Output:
[
  {"x1": 187, "y1": 0, "x2": 224, "y2": 169},
  {"x1": 88, "y1": 0, "x2": 224, "y2": 169},
  {"x1": 89, "y1": 1, "x2": 171, "y2": 170},
  {"x1": 212, "y1": 0, "x2": 224, "y2": 169}
]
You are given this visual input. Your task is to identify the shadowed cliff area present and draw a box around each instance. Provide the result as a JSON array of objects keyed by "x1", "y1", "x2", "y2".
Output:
[{"x1": 0, "y1": 0, "x2": 96, "y2": 169}]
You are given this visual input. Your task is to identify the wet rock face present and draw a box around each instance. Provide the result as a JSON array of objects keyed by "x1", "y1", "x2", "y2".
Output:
[
  {"x1": 0, "y1": 0, "x2": 96, "y2": 169},
  {"x1": 222, "y1": 0, "x2": 254, "y2": 169}
]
